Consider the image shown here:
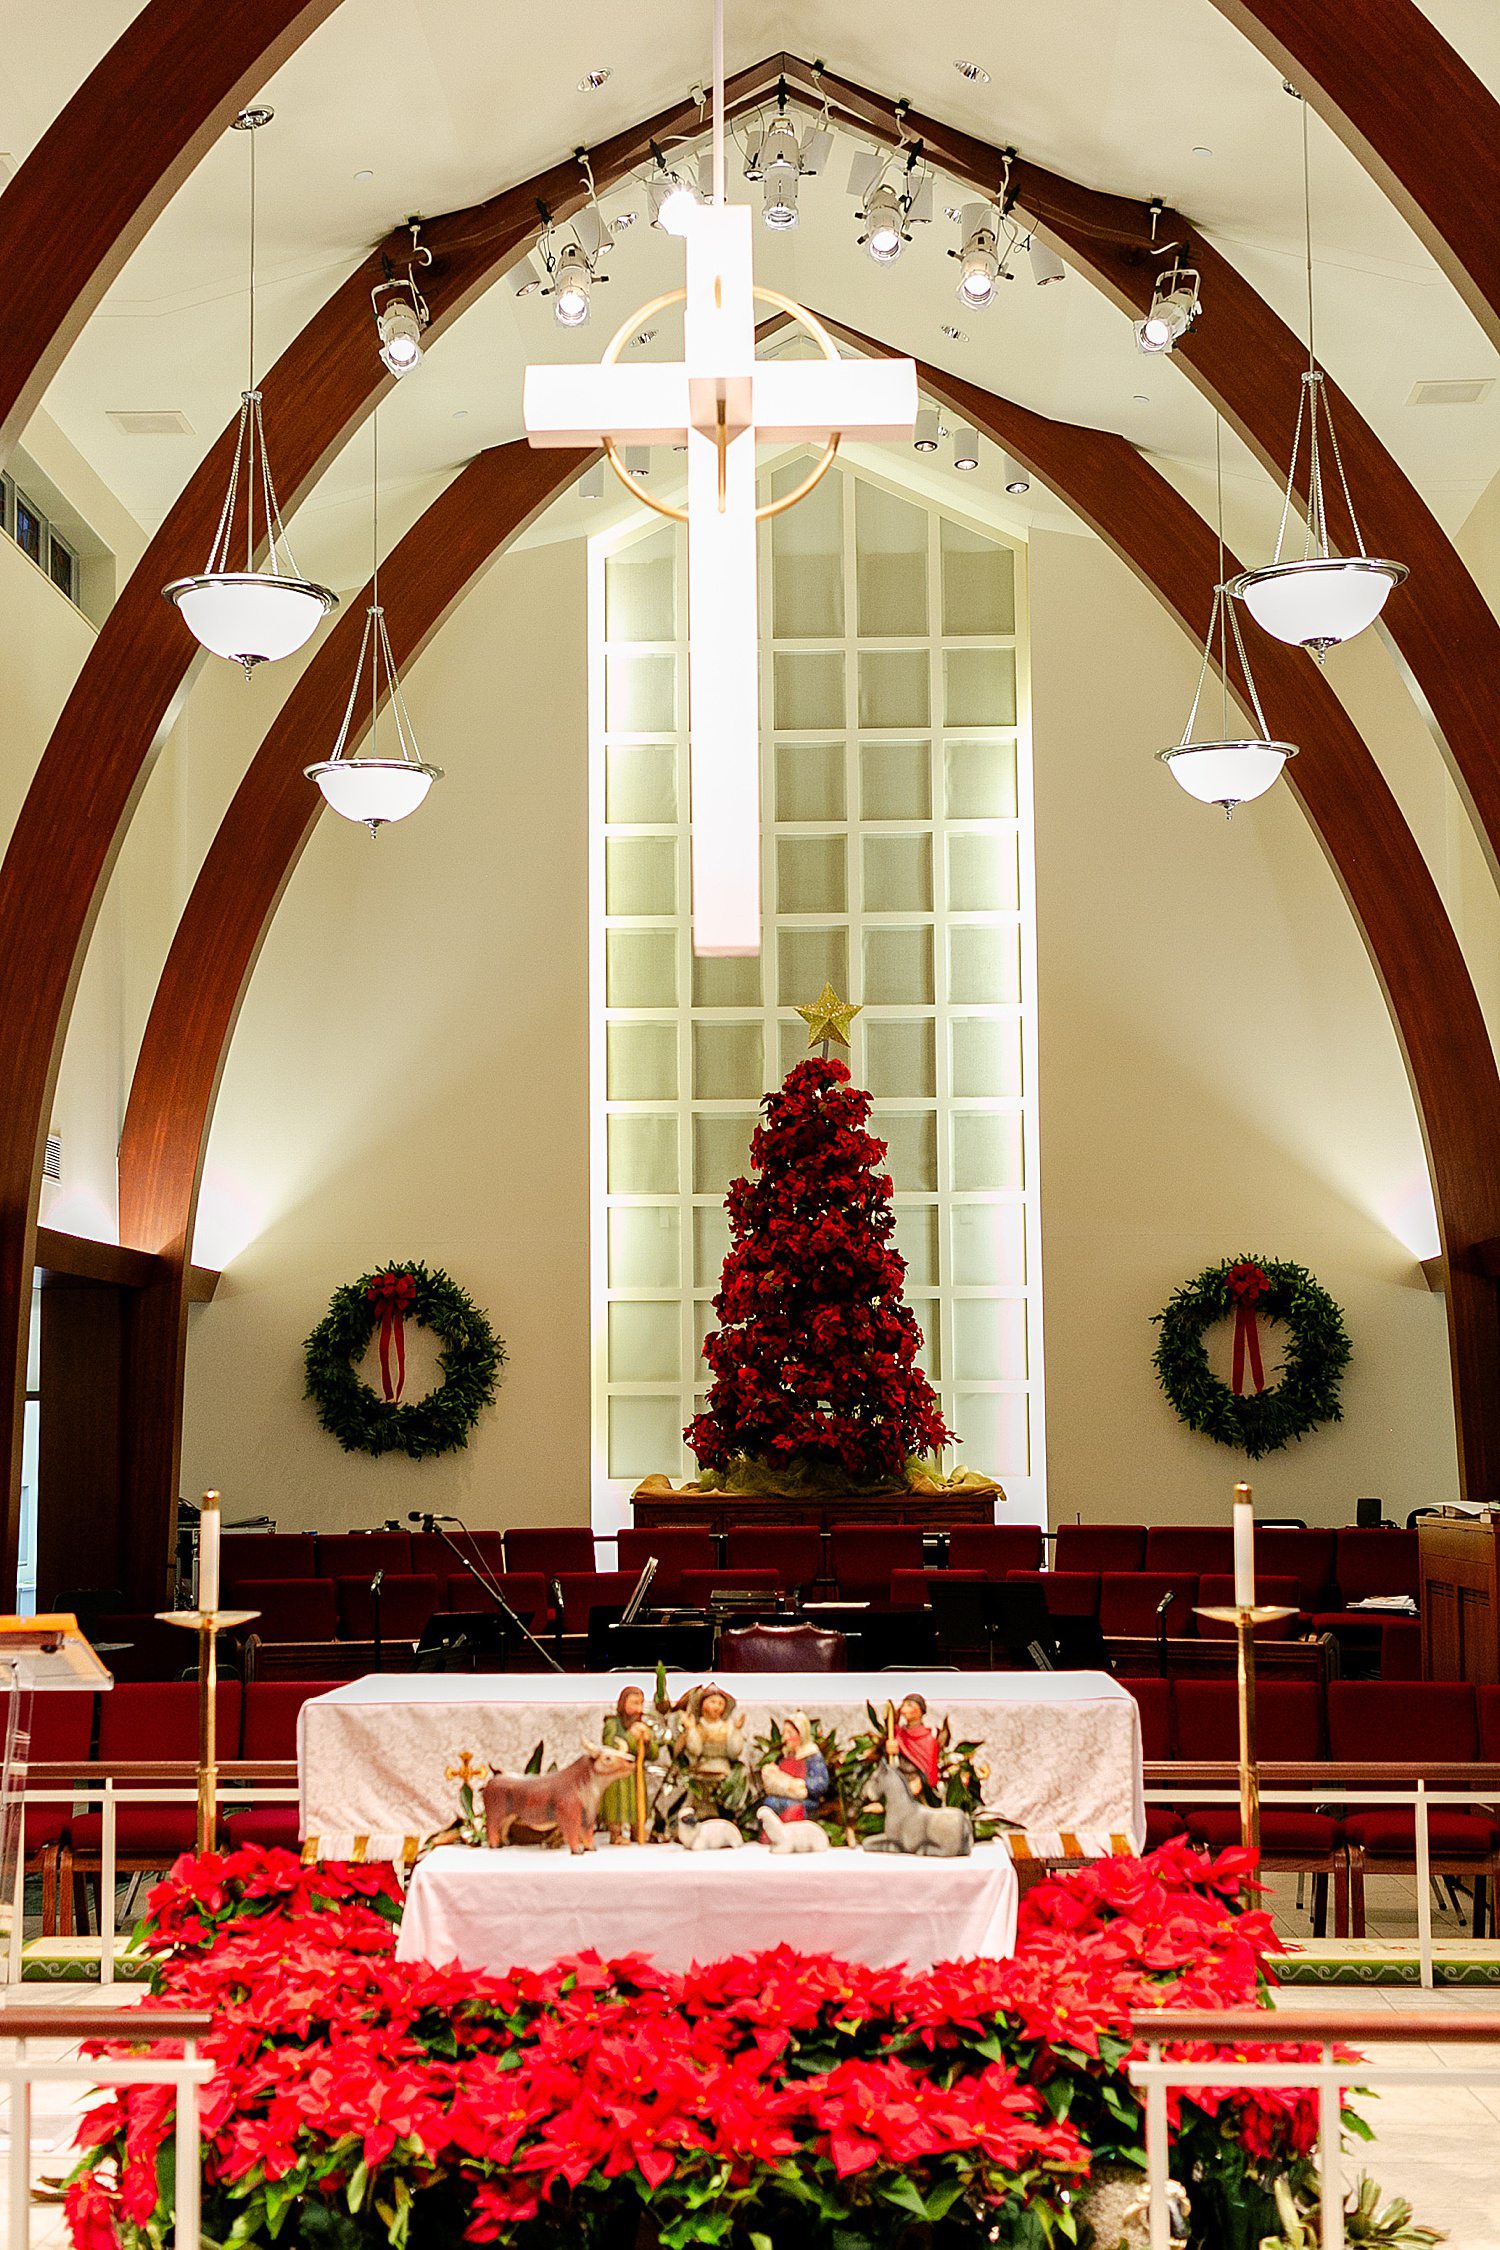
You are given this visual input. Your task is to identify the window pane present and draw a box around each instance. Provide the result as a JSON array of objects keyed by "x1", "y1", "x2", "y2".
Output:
[
  {"x1": 952, "y1": 1298, "x2": 1028, "y2": 1380},
  {"x1": 693, "y1": 1020, "x2": 763, "y2": 1100},
  {"x1": 778, "y1": 834, "x2": 847, "y2": 913},
  {"x1": 607, "y1": 651, "x2": 675, "y2": 731},
  {"x1": 776, "y1": 740, "x2": 845, "y2": 822},
  {"x1": 949, "y1": 924, "x2": 1021, "y2": 1005},
  {"x1": 952, "y1": 1390, "x2": 1030, "y2": 1477},
  {"x1": 873, "y1": 1109, "x2": 937, "y2": 1191},
  {"x1": 953, "y1": 1202, "x2": 1026, "y2": 1286},
  {"x1": 859, "y1": 649, "x2": 929, "y2": 729},
  {"x1": 778, "y1": 925, "x2": 848, "y2": 1004},
  {"x1": 951, "y1": 1016, "x2": 1022, "y2": 1099},
  {"x1": 608, "y1": 1114, "x2": 678, "y2": 1193},
  {"x1": 607, "y1": 1022, "x2": 677, "y2": 1101},
  {"x1": 606, "y1": 837, "x2": 676, "y2": 916},
  {"x1": 606, "y1": 929, "x2": 677, "y2": 1007},
  {"x1": 948, "y1": 831, "x2": 1018, "y2": 912},
  {"x1": 945, "y1": 740, "x2": 1016, "y2": 819},
  {"x1": 864, "y1": 1017, "x2": 936, "y2": 1099},
  {"x1": 693, "y1": 1205, "x2": 732, "y2": 1289},
  {"x1": 941, "y1": 518, "x2": 1015, "y2": 635},
  {"x1": 860, "y1": 740, "x2": 932, "y2": 821},
  {"x1": 863, "y1": 833, "x2": 933, "y2": 913},
  {"x1": 693, "y1": 952, "x2": 761, "y2": 1006},
  {"x1": 693, "y1": 1113, "x2": 757, "y2": 1195},
  {"x1": 608, "y1": 1206, "x2": 680, "y2": 1289},
  {"x1": 14, "y1": 492, "x2": 42, "y2": 564},
  {"x1": 945, "y1": 648, "x2": 1017, "y2": 727},
  {"x1": 774, "y1": 650, "x2": 844, "y2": 728},
  {"x1": 609, "y1": 1395, "x2": 685, "y2": 1479},
  {"x1": 771, "y1": 459, "x2": 844, "y2": 637},
  {"x1": 606, "y1": 527, "x2": 675, "y2": 639},
  {"x1": 609, "y1": 1302, "x2": 681, "y2": 1383},
  {"x1": 952, "y1": 1112, "x2": 1024, "y2": 1191},
  {"x1": 863, "y1": 925, "x2": 934, "y2": 1006},
  {"x1": 891, "y1": 1206, "x2": 939, "y2": 1286},
  {"x1": 855, "y1": 481, "x2": 928, "y2": 636},
  {"x1": 606, "y1": 741, "x2": 676, "y2": 824}
]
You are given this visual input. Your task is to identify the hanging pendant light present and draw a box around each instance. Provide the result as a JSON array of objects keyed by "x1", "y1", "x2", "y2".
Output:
[
  {"x1": 1227, "y1": 91, "x2": 1405, "y2": 661},
  {"x1": 163, "y1": 108, "x2": 336, "y2": 673},
  {"x1": 1160, "y1": 422, "x2": 1298, "y2": 816},
  {"x1": 305, "y1": 412, "x2": 441, "y2": 835}
]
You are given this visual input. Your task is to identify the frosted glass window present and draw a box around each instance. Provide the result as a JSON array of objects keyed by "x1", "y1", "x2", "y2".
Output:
[
  {"x1": 693, "y1": 1113, "x2": 757, "y2": 1195},
  {"x1": 947, "y1": 832, "x2": 1018, "y2": 913},
  {"x1": 953, "y1": 1298, "x2": 1028, "y2": 1381},
  {"x1": 609, "y1": 1395, "x2": 686, "y2": 1480},
  {"x1": 778, "y1": 925, "x2": 848, "y2": 1004},
  {"x1": 891, "y1": 1206, "x2": 939, "y2": 1286},
  {"x1": 609, "y1": 1206, "x2": 680, "y2": 1289},
  {"x1": 949, "y1": 924, "x2": 1021, "y2": 1005},
  {"x1": 775, "y1": 650, "x2": 844, "y2": 729},
  {"x1": 861, "y1": 741, "x2": 931, "y2": 821},
  {"x1": 855, "y1": 482, "x2": 928, "y2": 637},
  {"x1": 952, "y1": 1112, "x2": 1024, "y2": 1191},
  {"x1": 606, "y1": 529, "x2": 675, "y2": 640},
  {"x1": 941, "y1": 519, "x2": 1015, "y2": 636},
  {"x1": 859, "y1": 649, "x2": 929, "y2": 729},
  {"x1": 945, "y1": 648, "x2": 1017, "y2": 728},
  {"x1": 607, "y1": 651, "x2": 675, "y2": 732},
  {"x1": 915, "y1": 1324, "x2": 942, "y2": 1383},
  {"x1": 771, "y1": 462, "x2": 844, "y2": 638},
  {"x1": 953, "y1": 1391, "x2": 1029, "y2": 1477},
  {"x1": 863, "y1": 833, "x2": 933, "y2": 914},
  {"x1": 864, "y1": 1018, "x2": 936, "y2": 1099},
  {"x1": 693, "y1": 1205, "x2": 732, "y2": 1289},
  {"x1": 953, "y1": 1202, "x2": 1026, "y2": 1286},
  {"x1": 607, "y1": 1022, "x2": 678, "y2": 1101},
  {"x1": 778, "y1": 835, "x2": 847, "y2": 913},
  {"x1": 776, "y1": 740, "x2": 846, "y2": 823},
  {"x1": 873, "y1": 1109, "x2": 937, "y2": 1192},
  {"x1": 693, "y1": 952, "x2": 761, "y2": 1007},
  {"x1": 945, "y1": 740, "x2": 1017, "y2": 820},
  {"x1": 951, "y1": 1017, "x2": 1022, "y2": 1099},
  {"x1": 606, "y1": 837, "x2": 677, "y2": 917},
  {"x1": 606, "y1": 741, "x2": 677, "y2": 825},
  {"x1": 779, "y1": 1017, "x2": 817, "y2": 1078},
  {"x1": 609, "y1": 1302, "x2": 681, "y2": 1384},
  {"x1": 693, "y1": 1020, "x2": 763, "y2": 1100},
  {"x1": 607, "y1": 1114, "x2": 678, "y2": 1194},
  {"x1": 863, "y1": 925, "x2": 934, "y2": 1006},
  {"x1": 607, "y1": 929, "x2": 677, "y2": 1008}
]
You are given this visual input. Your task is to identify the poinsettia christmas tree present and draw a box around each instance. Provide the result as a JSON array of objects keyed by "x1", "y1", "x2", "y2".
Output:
[{"x1": 686, "y1": 1050, "x2": 954, "y2": 1488}]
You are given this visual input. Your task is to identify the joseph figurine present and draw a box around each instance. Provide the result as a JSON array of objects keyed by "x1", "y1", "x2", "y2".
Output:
[{"x1": 601, "y1": 1683, "x2": 659, "y2": 1844}]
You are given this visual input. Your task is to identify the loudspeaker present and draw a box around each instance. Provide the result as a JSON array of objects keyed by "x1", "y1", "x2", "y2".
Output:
[{"x1": 1355, "y1": 1495, "x2": 1384, "y2": 1529}]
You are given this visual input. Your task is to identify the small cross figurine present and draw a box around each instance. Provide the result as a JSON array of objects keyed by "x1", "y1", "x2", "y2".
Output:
[{"x1": 445, "y1": 1750, "x2": 489, "y2": 1789}]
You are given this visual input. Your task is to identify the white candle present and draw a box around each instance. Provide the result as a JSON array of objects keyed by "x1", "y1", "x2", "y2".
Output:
[
  {"x1": 198, "y1": 1493, "x2": 221, "y2": 1616},
  {"x1": 1233, "y1": 1482, "x2": 1255, "y2": 1609}
]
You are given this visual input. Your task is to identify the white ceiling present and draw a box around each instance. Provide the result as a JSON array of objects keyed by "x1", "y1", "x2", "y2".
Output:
[{"x1": 4, "y1": 0, "x2": 1498, "y2": 587}]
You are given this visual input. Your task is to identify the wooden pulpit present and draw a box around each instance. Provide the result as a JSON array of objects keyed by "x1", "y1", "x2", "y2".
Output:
[{"x1": 1419, "y1": 1513, "x2": 1500, "y2": 1683}]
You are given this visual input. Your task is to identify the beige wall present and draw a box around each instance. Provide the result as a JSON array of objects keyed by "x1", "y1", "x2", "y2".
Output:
[{"x1": 1030, "y1": 528, "x2": 1456, "y2": 1527}]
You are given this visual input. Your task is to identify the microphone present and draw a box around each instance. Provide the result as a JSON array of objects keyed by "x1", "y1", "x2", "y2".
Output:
[
  {"x1": 406, "y1": 1511, "x2": 458, "y2": 1531},
  {"x1": 370, "y1": 1568, "x2": 385, "y2": 1596},
  {"x1": 1155, "y1": 1588, "x2": 1175, "y2": 1678}
]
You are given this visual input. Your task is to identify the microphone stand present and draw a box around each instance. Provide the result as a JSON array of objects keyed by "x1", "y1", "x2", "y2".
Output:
[
  {"x1": 370, "y1": 1569, "x2": 384, "y2": 1673},
  {"x1": 422, "y1": 1516, "x2": 561, "y2": 1672},
  {"x1": 1155, "y1": 1589, "x2": 1175, "y2": 1679}
]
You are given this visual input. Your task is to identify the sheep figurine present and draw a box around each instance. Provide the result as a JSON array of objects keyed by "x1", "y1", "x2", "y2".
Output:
[
  {"x1": 757, "y1": 1806, "x2": 830, "y2": 1853},
  {"x1": 676, "y1": 1807, "x2": 743, "y2": 1851}
]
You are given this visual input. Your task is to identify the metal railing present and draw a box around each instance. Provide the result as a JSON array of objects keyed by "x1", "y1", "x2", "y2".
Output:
[
  {"x1": 1129, "y1": 2004, "x2": 1500, "y2": 2250},
  {"x1": 0, "y1": 2003, "x2": 213, "y2": 2250}
]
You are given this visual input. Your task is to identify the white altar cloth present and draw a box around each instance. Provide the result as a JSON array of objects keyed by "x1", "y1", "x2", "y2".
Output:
[
  {"x1": 397, "y1": 1840, "x2": 1020, "y2": 1975},
  {"x1": 299, "y1": 1669, "x2": 1144, "y2": 1861}
]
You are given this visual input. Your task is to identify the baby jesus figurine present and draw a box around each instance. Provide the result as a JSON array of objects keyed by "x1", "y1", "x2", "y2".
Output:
[{"x1": 759, "y1": 1710, "x2": 829, "y2": 1825}]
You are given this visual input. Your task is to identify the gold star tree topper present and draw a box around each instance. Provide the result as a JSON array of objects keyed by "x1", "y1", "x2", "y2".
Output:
[{"x1": 796, "y1": 983, "x2": 862, "y2": 1049}]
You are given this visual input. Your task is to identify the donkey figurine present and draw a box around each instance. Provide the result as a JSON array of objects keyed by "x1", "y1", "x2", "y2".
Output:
[{"x1": 861, "y1": 1757, "x2": 973, "y2": 1857}]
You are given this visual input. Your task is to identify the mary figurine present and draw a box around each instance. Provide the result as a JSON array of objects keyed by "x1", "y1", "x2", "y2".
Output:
[{"x1": 758, "y1": 1710, "x2": 829, "y2": 1824}]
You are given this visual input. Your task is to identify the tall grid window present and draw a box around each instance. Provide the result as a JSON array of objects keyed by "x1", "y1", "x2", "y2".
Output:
[{"x1": 590, "y1": 458, "x2": 1045, "y2": 1524}]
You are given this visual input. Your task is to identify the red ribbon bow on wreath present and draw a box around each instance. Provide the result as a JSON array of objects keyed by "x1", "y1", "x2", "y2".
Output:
[
  {"x1": 1225, "y1": 1260, "x2": 1270, "y2": 1397},
  {"x1": 365, "y1": 1270, "x2": 417, "y2": 1402}
]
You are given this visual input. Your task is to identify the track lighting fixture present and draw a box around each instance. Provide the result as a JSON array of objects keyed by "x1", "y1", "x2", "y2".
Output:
[
  {"x1": 649, "y1": 168, "x2": 699, "y2": 236},
  {"x1": 1003, "y1": 455, "x2": 1030, "y2": 494},
  {"x1": 847, "y1": 145, "x2": 930, "y2": 265},
  {"x1": 371, "y1": 223, "x2": 432, "y2": 377},
  {"x1": 951, "y1": 204, "x2": 1003, "y2": 308},
  {"x1": 1027, "y1": 236, "x2": 1066, "y2": 286},
  {"x1": 953, "y1": 427, "x2": 980, "y2": 471},
  {"x1": 744, "y1": 85, "x2": 830, "y2": 228},
  {"x1": 862, "y1": 181, "x2": 907, "y2": 263},
  {"x1": 532, "y1": 194, "x2": 612, "y2": 330},
  {"x1": 913, "y1": 408, "x2": 941, "y2": 453},
  {"x1": 763, "y1": 168, "x2": 799, "y2": 229},
  {"x1": 1135, "y1": 265, "x2": 1201, "y2": 354},
  {"x1": 551, "y1": 243, "x2": 593, "y2": 326}
]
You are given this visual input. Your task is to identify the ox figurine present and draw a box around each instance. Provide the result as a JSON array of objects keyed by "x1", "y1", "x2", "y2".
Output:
[
  {"x1": 861, "y1": 1757, "x2": 973, "y2": 1857},
  {"x1": 482, "y1": 1740, "x2": 633, "y2": 1853}
]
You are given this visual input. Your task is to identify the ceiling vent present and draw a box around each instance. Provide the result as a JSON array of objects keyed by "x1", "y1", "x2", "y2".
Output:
[
  {"x1": 1407, "y1": 378, "x2": 1494, "y2": 407},
  {"x1": 42, "y1": 1133, "x2": 60, "y2": 1182},
  {"x1": 107, "y1": 408, "x2": 196, "y2": 436}
]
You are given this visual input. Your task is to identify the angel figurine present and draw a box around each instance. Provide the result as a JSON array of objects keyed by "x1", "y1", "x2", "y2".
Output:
[{"x1": 758, "y1": 1710, "x2": 829, "y2": 1824}]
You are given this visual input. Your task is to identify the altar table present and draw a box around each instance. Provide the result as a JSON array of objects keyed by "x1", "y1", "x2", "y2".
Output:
[
  {"x1": 397, "y1": 1840, "x2": 1020, "y2": 1975},
  {"x1": 298, "y1": 1668, "x2": 1144, "y2": 1862}
]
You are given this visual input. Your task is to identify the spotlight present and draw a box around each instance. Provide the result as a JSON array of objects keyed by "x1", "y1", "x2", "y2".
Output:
[
  {"x1": 1135, "y1": 264, "x2": 1201, "y2": 354},
  {"x1": 1027, "y1": 236, "x2": 1066, "y2": 286},
  {"x1": 1002, "y1": 454, "x2": 1030, "y2": 494},
  {"x1": 953, "y1": 426, "x2": 980, "y2": 471},
  {"x1": 862, "y1": 181, "x2": 907, "y2": 263},
  {"x1": 551, "y1": 242, "x2": 593, "y2": 327},
  {"x1": 373, "y1": 291, "x2": 424, "y2": 376},
  {"x1": 913, "y1": 407, "x2": 941, "y2": 453},
  {"x1": 648, "y1": 161, "x2": 699, "y2": 235},
  {"x1": 746, "y1": 102, "x2": 828, "y2": 226},
  {"x1": 757, "y1": 114, "x2": 803, "y2": 180},
  {"x1": 952, "y1": 203, "x2": 1002, "y2": 308},
  {"x1": 763, "y1": 169, "x2": 799, "y2": 229}
]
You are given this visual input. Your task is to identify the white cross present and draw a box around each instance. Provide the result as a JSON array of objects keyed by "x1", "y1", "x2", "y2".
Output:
[{"x1": 523, "y1": 202, "x2": 917, "y2": 955}]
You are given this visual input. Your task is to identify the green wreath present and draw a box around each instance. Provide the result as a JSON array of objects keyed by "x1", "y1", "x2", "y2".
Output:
[
  {"x1": 303, "y1": 1260, "x2": 505, "y2": 1460},
  {"x1": 1151, "y1": 1254, "x2": 1350, "y2": 1459}
]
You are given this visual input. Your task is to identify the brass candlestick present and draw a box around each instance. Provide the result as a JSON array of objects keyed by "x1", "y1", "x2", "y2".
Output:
[{"x1": 159, "y1": 1607, "x2": 259, "y2": 1853}]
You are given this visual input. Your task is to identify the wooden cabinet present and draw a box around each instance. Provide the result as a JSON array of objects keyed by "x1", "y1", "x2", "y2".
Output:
[
  {"x1": 631, "y1": 1490, "x2": 998, "y2": 1537},
  {"x1": 1419, "y1": 1514, "x2": 1500, "y2": 1684}
]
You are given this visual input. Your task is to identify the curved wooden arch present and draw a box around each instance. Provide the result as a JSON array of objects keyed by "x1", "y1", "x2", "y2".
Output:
[
  {"x1": 0, "y1": 0, "x2": 345, "y2": 464},
  {"x1": 118, "y1": 342, "x2": 1500, "y2": 1602},
  {"x1": 114, "y1": 440, "x2": 589, "y2": 1598},
  {"x1": 1206, "y1": 0, "x2": 1500, "y2": 351}
]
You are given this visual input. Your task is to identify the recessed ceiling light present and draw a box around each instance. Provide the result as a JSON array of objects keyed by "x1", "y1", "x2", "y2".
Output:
[
  {"x1": 612, "y1": 210, "x2": 638, "y2": 230},
  {"x1": 1132, "y1": 392, "x2": 1151, "y2": 405},
  {"x1": 631, "y1": 328, "x2": 658, "y2": 347},
  {"x1": 940, "y1": 324, "x2": 968, "y2": 343},
  {"x1": 578, "y1": 66, "x2": 612, "y2": 91},
  {"x1": 1191, "y1": 146, "x2": 1212, "y2": 159},
  {"x1": 954, "y1": 59, "x2": 990, "y2": 83},
  {"x1": 453, "y1": 409, "x2": 469, "y2": 421},
  {"x1": 353, "y1": 168, "x2": 374, "y2": 184},
  {"x1": 1408, "y1": 376, "x2": 1494, "y2": 406},
  {"x1": 943, "y1": 204, "x2": 964, "y2": 223}
]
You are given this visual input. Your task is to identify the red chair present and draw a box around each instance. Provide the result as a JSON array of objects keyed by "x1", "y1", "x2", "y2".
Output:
[
  {"x1": 1195, "y1": 1575, "x2": 1302, "y2": 1639},
  {"x1": 718, "y1": 1620, "x2": 847, "y2": 1671},
  {"x1": 616, "y1": 1527, "x2": 716, "y2": 1602},
  {"x1": 829, "y1": 1523, "x2": 925, "y2": 1601},
  {"x1": 220, "y1": 1533, "x2": 318, "y2": 1591},
  {"x1": 1125, "y1": 1678, "x2": 1183, "y2": 1846},
  {"x1": 1053, "y1": 1524, "x2": 1146, "y2": 1573},
  {"x1": 21, "y1": 1691, "x2": 96, "y2": 1934},
  {"x1": 1333, "y1": 1528, "x2": 1419, "y2": 1605},
  {"x1": 234, "y1": 1579, "x2": 338, "y2": 1642},
  {"x1": 63, "y1": 1682, "x2": 243, "y2": 1930},
  {"x1": 555, "y1": 1571, "x2": 639, "y2": 1634},
  {"x1": 336, "y1": 1574, "x2": 440, "y2": 1640},
  {"x1": 315, "y1": 1531, "x2": 413, "y2": 1581},
  {"x1": 946, "y1": 1524, "x2": 1043, "y2": 1576},
  {"x1": 224, "y1": 1681, "x2": 322, "y2": 1853},
  {"x1": 1256, "y1": 1528, "x2": 1336, "y2": 1610},
  {"x1": 444, "y1": 1572, "x2": 551, "y2": 1623},
  {"x1": 679, "y1": 1568, "x2": 780, "y2": 1607},
  {"x1": 1097, "y1": 1572, "x2": 1199, "y2": 1638},
  {"x1": 890, "y1": 1568, "x2": 987, "y2": 1609},
  {"x1": 1006, "y1": 1569, "x2": 1100, "y2": 1619},
  {"x1": 1379, "y1": 1618, "x2": 1423, "y2": 1680},
  {"x1": 410, "y1": 1529, "x2": 506, "y2": 1585},
  {"x1": 504, "y1": 1526, "x2": 598, "y2": 1577},
  {"x1": 1328, "y1": 1682, "x2": 1500, "y2": 1935},
  {"x1": 93, "y1": 1614, "x2": 200, "y2": 1682},
  {"x1": 723, "y1": 1524, "x2": 823, "y2": 1591},
  {"x1": 1145, "y1": 1527, "x2": 1234, "y2": 1577},
  {"x1": 1477, "y1": 1685, "x2": 1500, "y2": 1760},
  {"x1": 1175, "y1": 1679, "x2": 1347, "y2": 1932}
]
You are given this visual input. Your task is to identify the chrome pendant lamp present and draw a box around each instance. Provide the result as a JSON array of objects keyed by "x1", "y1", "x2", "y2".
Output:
[
  {"x1": 1160, "y1": 422, "x2": 1298, "y2": 816},
  {"x1": 1227, "y1": 90, "x2": 1406, "y2": 661},
  {"x1": 305, "y1": 412, "x2": 442, "y2": 835},
  {"x1": 163, "y1": 108, "x2": 336, "y2": 673}
]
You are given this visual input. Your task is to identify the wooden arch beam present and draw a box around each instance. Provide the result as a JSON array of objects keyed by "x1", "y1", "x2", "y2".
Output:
[
  {"x1": 0, "y1": 0, "x2": 345, "y2": 465},
  {"x1": 115, "y1": 439, "x2": 589, "y2": 1598},
  {"x1": 1204, "y1": 0, "x2": 1500, "y2": 352}
]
